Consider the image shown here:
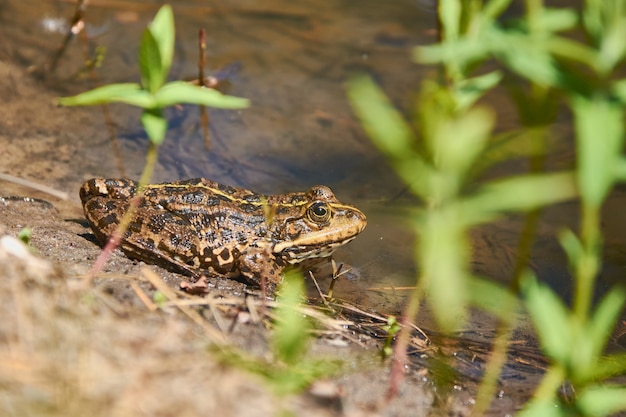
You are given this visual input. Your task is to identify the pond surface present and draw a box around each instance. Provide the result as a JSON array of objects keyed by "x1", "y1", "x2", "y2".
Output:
[{"x1": 1, "y1": 0, "x2": 625, "y2": 320}]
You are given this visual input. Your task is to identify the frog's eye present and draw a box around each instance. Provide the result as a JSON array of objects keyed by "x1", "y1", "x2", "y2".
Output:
[{"x1": 307, "y1": 202, "x2": 331, "y2": 223}]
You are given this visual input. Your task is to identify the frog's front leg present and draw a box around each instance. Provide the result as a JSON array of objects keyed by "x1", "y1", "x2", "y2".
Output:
[{"x1": 238, "y1": 248, "x2": 285, "y2": 293}]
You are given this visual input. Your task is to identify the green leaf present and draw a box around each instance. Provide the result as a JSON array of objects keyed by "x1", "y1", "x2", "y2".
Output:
[
  {"x1": 578, "y1": 386, "x2": 626, "y2": 417},
  {"x1": 149, "y1": 4, "x2": 175, "y2": 81},
  {"x1": 58, "y1": 83, "x2": 154, "y2": 107},
  {"x1": 415, "y1": 38, "x2": 490, "y2": 66},
  {"x1": 141, "y1": 108, "x2": 167, "y2": 145},
  {"x1": 483, "y1": 0, "x2": 514, "y2": 22},
  {"x1": 611, "y1": 79, "x2": 626, "y2": 105},
  {"x1": 587, "y1": 288, "x2": 626, "y2": 364},
  {"x1": 138, "y1": 29, "x2": 163, "y2": 93},
  {"x1": 548, "y1": 36, "x2": 599, "y2": 69},
  {"x1": 572, "y1": 94, "x2": 624, "y2": 207},
  {"x1": 346, "y1": 75, "x2": 416, "y2": 157},
  {"x1": 516, "y1": 400, "x2": 565, "y2": 417},
  {"x1": 154, "y1": 81, "x2": 250, "y2": 109},
  {"x1": 454, "y1": 71, "x2": 503, "y2": 111},
  {"x1": 614, "y1": 156, "x2": 626, "y2": 180},
  {"x1": 419, "y1": 206, "x2": 469, "y2": 331},
  {"x1": 559, "y1": 229, "x2": 583, "y2": 273},
  {"x1": 462, "y1": 171, "x2": 577, "y2": 224},
  {"x1": 540, "y1": 8, "x2": 578, "y2": 32},
  {"x1": 475, "y1": 129, "x2": 557, "y2": 173},
  {"x1": 521, "y1": 274, "x2": 572, "y2": 363},
  {"x1": 597, "y1": 19, "x2": 626, "y2": 74},
  {"x1": 439, "y1": 0, "x2": 461, "y2": 42},
  {"x1": 346, "y1": 75, "x2": 431, "y2": 197},
  {"x1": 153, "y1": 290, "x2": 167, "y2": 305},
  {"x1": 582, "y1": 0, "x2": 603, "y2": 42},
  {"x1": 432, "y1": 106, "x2": 494, "y2": 175},
  {"x1": 17, "y1": 227, "x2": 32, "y2": 245},
  {"x1": 594, "y1": 352, "x2": 626, "y2": 380},
  {"x1": 492, "y1": 32, "x2": 560, "y2": 87},
  {"x1": 273, "y1": 270, "x2": 309, "y2": 365}
]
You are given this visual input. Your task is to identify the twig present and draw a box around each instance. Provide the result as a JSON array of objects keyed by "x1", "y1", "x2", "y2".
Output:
[
  {"x1": 0, "y1": 173, "x2": 69, "y2": 200},
  {"x1": 141, "y1": 267, "x2": 226, "y2": 344},
  {"x1": 366, "y1": 286, "x2": 415, "y2": 291},
  {"x1": 48, "y1": 0, "x2": 88, "y2": 73},
  {"x1": 198, "y1": 28, "x2": 211, "y2": 148},
  {"x1": 308, "y1": 271, "x2": 328, "y2": 305},
  {"x1": 129, "y1": 281, "x2": 157, "y2": 311}
]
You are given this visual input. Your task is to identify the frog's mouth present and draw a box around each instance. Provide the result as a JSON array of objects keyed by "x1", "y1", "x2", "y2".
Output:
[
  {"x1": 273, "y1": 207, "x2": 367, "y2": 262},
  {"x1": 281, "y1": 236, "x2": 360, "y2": 264}
]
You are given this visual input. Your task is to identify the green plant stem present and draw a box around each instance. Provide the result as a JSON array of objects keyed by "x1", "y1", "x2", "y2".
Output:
[
  {"x1": 531, "y1": 364, "x2": 567, "y2": 402},
  {"x1": 574, "y1": 202, "x2": 601, "y2": 323},
  {"x1": 471, "y1": 192, "x2": 542, "y2": 417},
  {"x1": 472, "y1": 126, "x2": 546, "y2": 415},
  {"x1": 525, "y1": 0, "x2": 544, "y2": 33},
  {"x1": 137, "y1": 141, "x2": 159, "y2": 191},
  {"x1": 471, "y1": 318, "x2": 515, "y2": 416},
  {"x1": 87, "y1": 141, "x2": 160, "y2": 280}
]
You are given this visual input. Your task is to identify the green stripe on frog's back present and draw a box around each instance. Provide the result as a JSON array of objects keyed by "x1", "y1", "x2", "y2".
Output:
[{"x1": 144, "y1": 178, "x2": 311, "y2": 208}]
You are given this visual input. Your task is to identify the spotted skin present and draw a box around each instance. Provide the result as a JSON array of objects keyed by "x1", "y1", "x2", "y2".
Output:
[{"x1": 80, "y1": 178, "x2": 367, "y2": 292}]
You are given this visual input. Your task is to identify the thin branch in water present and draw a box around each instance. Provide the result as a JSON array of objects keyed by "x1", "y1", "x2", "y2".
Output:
[
  {"x1": 198, "y1": 28, "x2": 211, "y2": 149},
  {"x1": 48, "y1": 0, "x2": 126, "y2": 175},
  {"x1": 48, "y1": 0, "x2": 88, "y2": 73},
  {"x1": 308, "y1": 270, "x2": 328, "y2": 306},
  {"x1": 328, "y1": 259, "x2": 352, "y2": 300}
]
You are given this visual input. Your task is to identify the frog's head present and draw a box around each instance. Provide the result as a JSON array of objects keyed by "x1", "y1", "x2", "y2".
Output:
[{"x1": 270, "y1": 185, "x2": 367, "y2": 263}]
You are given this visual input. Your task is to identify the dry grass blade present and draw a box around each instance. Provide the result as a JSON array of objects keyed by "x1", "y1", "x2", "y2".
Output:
[
  {"x1": 208, "y1": 296, "x2": 231, "y2": 334},
  {"x1": 246, "y1": 294, "x2": 263, "y2": 324},
  {"x1": 308, "y1": 271, "x2": 328, "y2": 305},
  {"x1": 329, "y1": 299, "x2": 431, "y2": 348},
  {"x1": 129, "y1": 280, "x2": 157, "y2": 311},
  {"x1": 162, "y1": 291, "x2": 355, "y2": 337},
  {"x1": 0, "y1": 172, "x2": 69, "y2": 200},
  {"x1": 366, "y1": 286, "x2": 415, "y2": 291},
  {"x1": 140, "y1": 267, "x2": 226, "y2": 344}
]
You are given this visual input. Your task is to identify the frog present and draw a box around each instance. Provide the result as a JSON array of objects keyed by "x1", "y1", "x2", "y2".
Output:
[{"x1": 79, "y1": 178, "x2": 367, "y2": 292}]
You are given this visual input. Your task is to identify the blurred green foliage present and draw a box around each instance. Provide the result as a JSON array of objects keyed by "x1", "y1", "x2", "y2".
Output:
[
  {"x1": 348, "y1": 0, "x2": 626, "y2": 415},
  {"x1": 215, "y1": 270, "x2": 340, "y2": 396}
]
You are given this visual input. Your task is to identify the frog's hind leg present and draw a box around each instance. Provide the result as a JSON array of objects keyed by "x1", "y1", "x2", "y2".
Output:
[{"x1": 84, "y1": 197, "x2": 203, "y2": 276}]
